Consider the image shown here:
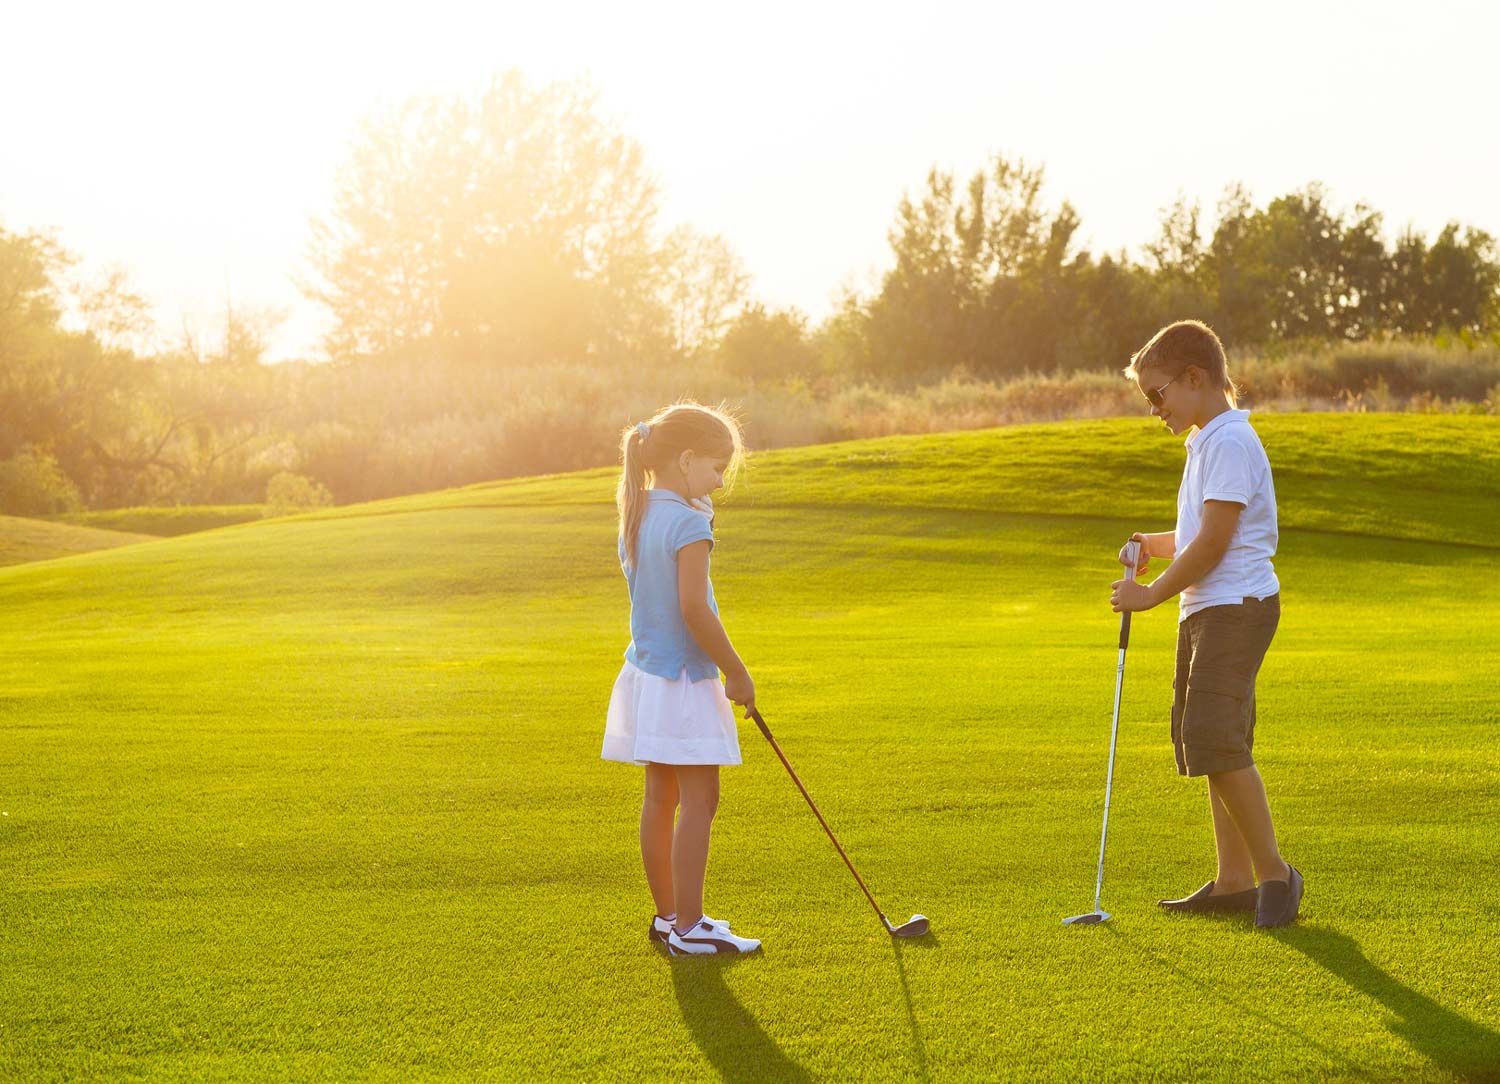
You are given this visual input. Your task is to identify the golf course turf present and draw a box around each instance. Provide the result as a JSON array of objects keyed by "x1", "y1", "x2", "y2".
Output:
[{"x1": 2, "y1": 413, "x2": 1497, "y2": 1081}]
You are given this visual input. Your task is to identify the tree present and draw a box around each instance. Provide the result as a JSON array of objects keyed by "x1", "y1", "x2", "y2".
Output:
[
  {"x1": 862, "y1": 155, "x2": 1092, "y2": 378},
  {"x1": 179, "y1": 301, "x2": 286, "y2": 367},
  {"x1": 717, "y1": 305, "x2": 817, "y2": 381},
  {"x1": 1391, "y1": 224, "x2": 1500, "y2": 335},
  {"x1": 858, "y1": 167, "x2": 980, "y2": 377},
  {"x1": 1206, "y1": 185, "x2": 1402, "y2": 344},
  {"x1": 0, "y1": 447, "x2": 81, "y2": 515},
  {"x1": 1146, "y1": 196, "x2": 1207, "y2": 279},
  {"x1": 0, "y1": 227, "x2": 149, "y2": 497},
  {"x1": 307, "y1": 71, "x2": 671, "y2": 366},
  {"x1": 1, "y1": 224, "x2": 289, "y2": 507},
  {"x1": 661, "y1": 227, "x2": 750, "y2": 356}
]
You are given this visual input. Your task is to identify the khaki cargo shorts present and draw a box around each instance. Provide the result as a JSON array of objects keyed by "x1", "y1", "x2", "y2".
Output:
[{"x1": 1171, "y1": 595, "x2": 1280, "y2": 777}]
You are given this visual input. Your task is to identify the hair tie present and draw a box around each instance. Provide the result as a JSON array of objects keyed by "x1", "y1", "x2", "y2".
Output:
[{"x1": 635, "y1": 422, "x2": 651, "y2": 441}]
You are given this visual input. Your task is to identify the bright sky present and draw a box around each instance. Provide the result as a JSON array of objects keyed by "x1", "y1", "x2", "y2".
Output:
[{"x1": 3, "y1": 0, "x2": 1495, "y2": 360}]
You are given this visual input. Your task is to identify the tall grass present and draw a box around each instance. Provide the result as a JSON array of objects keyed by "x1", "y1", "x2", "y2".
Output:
[
  {"x1": 31, "y1": 339, "x2": 1486, "y2": 513},
  {"x1": 1234, "y1": 339, "x2": 1500, "y2": 410},
  {"x1": 274, "y1": 339, "x2": 1498, "y2": 503}
]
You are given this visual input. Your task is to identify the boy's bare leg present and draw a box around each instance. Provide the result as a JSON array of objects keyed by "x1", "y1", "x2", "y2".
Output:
[
  {"x1": 1207, "y1": 766, "x2": 1291, "y2": 884},
  {"x1": 671, "y1": 765, "x2": 720, "y2": 930},
  {"x1": 640, "y1": 762, "x2": 679, "y2": 917},
  {"x1": 1206, "y1": 782, "x2": 1257, "y2": 893}
]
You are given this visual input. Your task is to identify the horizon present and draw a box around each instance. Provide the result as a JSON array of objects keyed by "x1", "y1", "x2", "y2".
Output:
[{"x1": 3, "y1": 0, "x2": 1496, "y2": 361}]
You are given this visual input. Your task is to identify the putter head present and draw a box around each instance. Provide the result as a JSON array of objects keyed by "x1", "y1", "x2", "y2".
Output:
[
  {"x1": 1062, "y1": 910, "x2": 1110, "y2": 926},
  {"x1": 886, "y1": 914, "x2": 930, "y2": 938}
]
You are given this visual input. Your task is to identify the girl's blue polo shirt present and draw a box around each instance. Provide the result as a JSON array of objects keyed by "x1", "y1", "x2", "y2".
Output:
[{"x1": 620, "y1": 490, "x2": 719, "y2": 681}]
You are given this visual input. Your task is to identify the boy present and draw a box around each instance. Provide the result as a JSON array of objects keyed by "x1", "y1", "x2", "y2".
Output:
[{"x1": 1109, "y1": 319, "x2": 1302, "y2": 928}]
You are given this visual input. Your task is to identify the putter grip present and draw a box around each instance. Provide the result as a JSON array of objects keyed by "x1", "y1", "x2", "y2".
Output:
[{"x1": 1119, "y1": 539, "x2": 1141, "y2": 650}]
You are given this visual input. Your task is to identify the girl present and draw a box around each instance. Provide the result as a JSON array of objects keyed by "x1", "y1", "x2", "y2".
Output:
[{"x1": 602, "y1": 403, "x2": 762, "y2": 956}]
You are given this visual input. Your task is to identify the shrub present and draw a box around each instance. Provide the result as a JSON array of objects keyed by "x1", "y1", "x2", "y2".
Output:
[
  {"x1": 263, "y1": 472, "x2": 333, "y2": 517},
  {"x1": 0, "y1": 449, "x2": 83, "y2": 516}
]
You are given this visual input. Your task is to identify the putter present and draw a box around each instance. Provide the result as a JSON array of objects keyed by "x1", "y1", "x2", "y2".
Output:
[
  {"x1": 747, "y1": 708, "x2": 929, "y2": 938},
  {"x1": 1063, "y1": 538, "x2": 1141, "y2": 927}
]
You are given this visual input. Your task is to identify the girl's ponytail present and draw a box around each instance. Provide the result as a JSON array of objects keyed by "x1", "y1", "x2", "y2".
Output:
[{"x1": 617, "y1": 422, "x2": 650, "y2": 568}]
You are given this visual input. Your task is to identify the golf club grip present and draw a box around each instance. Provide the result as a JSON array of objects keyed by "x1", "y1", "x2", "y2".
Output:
[
  {"x1": 1119, "y1": 538, "x2": 1140, "y2": 649},
  {"x1": 747, "y1": 709, "x2": 888, "y2": 922}
]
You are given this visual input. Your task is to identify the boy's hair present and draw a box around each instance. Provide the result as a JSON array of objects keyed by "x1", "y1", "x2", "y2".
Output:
[
  {"x1": 1124, "y1": 319, "x2": 1239, "y2": 406},
  {"x1": 617, "y1": 402, "x2": 745, "y2": 568}
]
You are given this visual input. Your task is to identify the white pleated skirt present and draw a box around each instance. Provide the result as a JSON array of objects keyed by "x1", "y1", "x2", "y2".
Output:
[{"x1": 602, "y1": 661, "x2": 742, "y2": 766}]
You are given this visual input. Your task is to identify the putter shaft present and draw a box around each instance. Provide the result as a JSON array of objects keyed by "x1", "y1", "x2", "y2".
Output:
[{"x1": 1066, "y1": 540, "x2": 1139, "y2": 926}]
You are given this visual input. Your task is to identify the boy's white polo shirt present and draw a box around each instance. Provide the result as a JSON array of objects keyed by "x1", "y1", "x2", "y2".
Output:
[{"x1": 1176, "y1": 408, "x2": 1280, "y2": 621}]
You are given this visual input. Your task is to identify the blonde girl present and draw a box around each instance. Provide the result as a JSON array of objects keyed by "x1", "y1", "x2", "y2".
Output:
[{"x1": 603, "y1": 403, "x2": 761, "y2": 956}]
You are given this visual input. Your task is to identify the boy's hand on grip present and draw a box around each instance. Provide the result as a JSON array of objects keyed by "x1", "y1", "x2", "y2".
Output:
[
  {"x1": 1119, "y1": 533, "x2": 1150, "y2": 576},
  {"x1": 1111, "y1": 578, "x2": 1155, "y2": 613}
]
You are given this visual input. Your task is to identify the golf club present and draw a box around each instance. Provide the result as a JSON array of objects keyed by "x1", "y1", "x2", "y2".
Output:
[
  {"x1": 747, "y1": 707, "x2": 930, "y2": 938},
  {"x1": 1063, "y1": 538, "x2": 1141, "y2": 927}
]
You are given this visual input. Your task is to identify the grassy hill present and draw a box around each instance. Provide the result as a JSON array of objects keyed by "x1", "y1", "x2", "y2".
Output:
[
  {"x1": 0, "y1": 515, "x2": 155, "y2": 568},
  {"x1": 57, "y1": 505, "x2": 265, "y2": 537},
  {"x1": 1, "y1": 414, "x2": 1497, "y2": 1081}
]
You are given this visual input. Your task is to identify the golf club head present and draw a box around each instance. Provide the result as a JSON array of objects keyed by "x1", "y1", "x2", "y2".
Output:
[
  {"x1": 885, "y1": 914, "x2": 930, "y2": 938},
  {"x1": 1062, "y1": 910, "x2": 1110, "y2": 926}
]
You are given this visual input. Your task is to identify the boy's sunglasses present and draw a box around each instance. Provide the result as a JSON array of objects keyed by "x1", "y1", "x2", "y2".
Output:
[{"x1": 1143, "y1": 372, "x2": 1183, "y2": 408}]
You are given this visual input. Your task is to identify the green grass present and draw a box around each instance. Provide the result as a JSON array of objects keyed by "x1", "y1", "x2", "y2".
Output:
[
  {"x1": 57, "y1": 505, "x2": 265, "y2": 537},
  {"x1": 2, "y1": 413, "x2": 1497, "y2": 1081},
  {"x1": 0, "y1": 514, "x2": 155, "y2": 568}
]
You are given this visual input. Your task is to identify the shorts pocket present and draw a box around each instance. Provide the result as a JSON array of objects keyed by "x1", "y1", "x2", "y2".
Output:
[
  {"x1": 1182, "y1": 667, "x2": 1254, "y2": 756},
  {"x1": 1185, "y1": 668, "x2": 1252, "y2": 699}
]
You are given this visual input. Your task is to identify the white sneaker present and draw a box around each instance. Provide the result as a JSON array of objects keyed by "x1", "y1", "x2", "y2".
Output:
[
  {"x1": 650, "y1": 913, "x2": 732, "y2": 948},
  {"x1": 667, "y1": 917, "x2": 761, "y2": 956}
]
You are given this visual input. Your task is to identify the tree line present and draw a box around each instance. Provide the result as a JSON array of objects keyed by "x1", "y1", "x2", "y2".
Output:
[{"x1": 3, "y1": 71, "x2": 1497, "y2": 514}]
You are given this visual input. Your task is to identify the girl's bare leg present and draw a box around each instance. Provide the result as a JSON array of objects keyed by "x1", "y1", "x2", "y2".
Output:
[
  {"x1": 640, "y1": 762, "x2": 679, "y2": 917},
  {"x1": 671, "y1": 765, "x2": 720, "y2": 930}
]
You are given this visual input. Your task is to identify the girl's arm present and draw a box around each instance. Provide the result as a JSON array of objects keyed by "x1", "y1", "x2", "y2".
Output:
[{"x1": 677, "y1": 541, "x2": 755, "y2": 711}]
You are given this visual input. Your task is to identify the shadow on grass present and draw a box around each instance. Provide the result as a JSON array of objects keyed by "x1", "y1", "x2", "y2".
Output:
[
  {"x1": 1105, "y1": 923, "x2": 1363, "y2": 1072},
  {"x1": 891, "y1": 930, "x2": 940, "y2": 1082},
  {"x1": 1272, "y1": 924, "x2": 1500, "y2": 1084},
  {"x1": 669, "y1": 955, "x2": 810, "y2": 1083}
]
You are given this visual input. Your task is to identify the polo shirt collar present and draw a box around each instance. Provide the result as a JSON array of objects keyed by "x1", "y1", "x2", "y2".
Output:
[{"x1": 1186, "y1": 408, "x2": 1250, "y2": 450}]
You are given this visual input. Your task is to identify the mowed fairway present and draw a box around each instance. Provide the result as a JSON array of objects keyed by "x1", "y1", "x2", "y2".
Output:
[{"x1": 2, "y1": 414, "x2": 1498, "y2": 1082}]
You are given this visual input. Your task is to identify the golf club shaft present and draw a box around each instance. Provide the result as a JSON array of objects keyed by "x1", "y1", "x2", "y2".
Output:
[
  {"x1": 747, "y1": 708, "x2": 890, "y2": 926},
  {"x1": 1092, "y1": 645, "x2": 1127, "y2": 912},
  {"x1": 1091, "y1": 543, "x2": 1140, "y2": 912}
]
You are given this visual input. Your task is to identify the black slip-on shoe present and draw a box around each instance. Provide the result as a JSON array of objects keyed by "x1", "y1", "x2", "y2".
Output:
[
  {"x1": 1159, "y1": 880, "x2": 1259, "y2": 914},
  {"x1": 1255, "y1": 865, "x2": 1305, "y2": 928}
]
